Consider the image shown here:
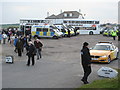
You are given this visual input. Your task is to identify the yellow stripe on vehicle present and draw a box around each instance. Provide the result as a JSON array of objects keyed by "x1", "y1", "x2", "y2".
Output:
[
  {"x1": 40, "y1": 32, "x2": 43, "y2": 36},
  {"x1": 47, "y1": 32, "x2": 50, "y2": 36},
  {"x1": 31, "y1": 31, "x2": 36, "y2": 36}
]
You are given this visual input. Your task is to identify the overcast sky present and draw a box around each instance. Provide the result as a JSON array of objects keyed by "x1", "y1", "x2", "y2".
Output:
[{"x1": 0, "y1": 0, "x2": 119, "y2": 24}]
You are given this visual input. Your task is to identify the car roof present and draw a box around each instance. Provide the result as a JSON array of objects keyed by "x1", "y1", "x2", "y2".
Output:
[
  {"x1": 96, "y1": 42, "x2": 113, "y2": 46},
  {"x1": 96, "y1": 43, "x2": 112, "y2": 46}
]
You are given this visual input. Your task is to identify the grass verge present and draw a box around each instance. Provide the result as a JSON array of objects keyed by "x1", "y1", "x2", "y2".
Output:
[{"x1": 77, "y1": 69, "x2": 120, "y2": 89}]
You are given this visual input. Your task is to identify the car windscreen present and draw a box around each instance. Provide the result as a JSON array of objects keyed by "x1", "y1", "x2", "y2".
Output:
[
  {"x1": 92, "y1": 45, "x2": 110, "y2": 50},
  {"x1": 50, "y1": 26, "x2": 58, "y2": 29}
]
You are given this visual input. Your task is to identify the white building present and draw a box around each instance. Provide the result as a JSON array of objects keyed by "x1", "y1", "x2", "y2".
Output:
[{"x1": 45, "y1": 11, "x2": 85, "y2": 24}]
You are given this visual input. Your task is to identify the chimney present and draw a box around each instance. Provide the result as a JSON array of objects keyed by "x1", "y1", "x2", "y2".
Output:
[
  {"x1": 60, "y1": 9, "x2": 62, "y2": 13},
  {"x1": 47, "y1": 12, "x2": 49, "y2": 17},
  {"x1": 79, "y1": 9, "x2": 81, "y2": 13}
]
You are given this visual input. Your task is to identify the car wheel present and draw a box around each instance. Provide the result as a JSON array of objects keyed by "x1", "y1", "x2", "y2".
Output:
[
  {"x1": 89, "y1": 31, "x2": 93, "y2": 35},
  {"x1": 53, "y1": 36, "x2": 58, "y2": 39},
  {"x1": 107, "y1": 56, "x2": 111, "y2": 64},
  {"x1": 64, "y1": 34, "x2": 68, "y2": 37}
]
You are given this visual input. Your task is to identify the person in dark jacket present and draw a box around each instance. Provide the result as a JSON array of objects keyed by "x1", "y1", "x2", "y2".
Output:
[
  {"x1": 81, "y1": 42, "x2": 91, "y2": 84},
  {"x1": 13, "y1": 36, "x2": 18, "y2": 53},
  {"x1": 68, "y1": 29, "x2": 71, "y2": 37},
  {"x1": 26, "y1": 41, "x2": 36, "y2": 66},
  {"x1": 117, "y1": 30, "x2": 120, "y2": 41},
  {"x1": 34, "y1": 39, "x2": 43, "y2": 60},
  {"x1": 16, "y1": 38, "x2": 23, "y2": 56}
]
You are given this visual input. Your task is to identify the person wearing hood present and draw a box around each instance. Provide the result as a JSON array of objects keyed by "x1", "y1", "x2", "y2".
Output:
[
  {"x1": 81, "y1": 42, "x2": 92, "y2": 84},
  {"x1": 26, "y1": 41, "x2": 36, "y2": 66}
]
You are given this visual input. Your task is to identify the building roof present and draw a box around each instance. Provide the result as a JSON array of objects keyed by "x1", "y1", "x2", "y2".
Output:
[
  {"x1": 45, "y1": 11, "x2": 83, "y2": 19},
  {"x1": 45, "y1": 14, "x2": 57, "y2": 19}
]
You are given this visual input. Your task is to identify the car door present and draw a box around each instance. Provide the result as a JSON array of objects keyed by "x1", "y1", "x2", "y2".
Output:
[
  {"x1": 109, "y1": 45, "x2": 116, "y2": 60},
  {"x1": 112, "y1": 45, "x2": 118, "y2": 58}
]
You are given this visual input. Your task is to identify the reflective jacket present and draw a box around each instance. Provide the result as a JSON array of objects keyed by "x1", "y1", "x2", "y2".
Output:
[{"x1": 112, "y1": 31, "x2": 117, "y2": 36}]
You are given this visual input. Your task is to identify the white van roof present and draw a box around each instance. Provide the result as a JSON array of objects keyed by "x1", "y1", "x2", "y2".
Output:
[{"x1": 32, "y1": 25, "x2": 51, "y2": 28}]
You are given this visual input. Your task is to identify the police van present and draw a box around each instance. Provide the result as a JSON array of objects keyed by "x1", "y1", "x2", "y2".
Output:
[
  {"x1": 31, "y1": 25, "x2": 63, "y2": 39},
  {"x1": 54, "y1": 24, "x2": 75, "y2": 37}
]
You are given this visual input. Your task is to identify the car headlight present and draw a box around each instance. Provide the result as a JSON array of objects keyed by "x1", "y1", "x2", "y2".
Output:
[{"x1": 101, "y1": 55, "x2": 108, "y2": 58}]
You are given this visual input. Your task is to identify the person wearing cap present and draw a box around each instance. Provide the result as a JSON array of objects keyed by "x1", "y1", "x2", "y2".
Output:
[
  {"x1": 26, "y1": 41, "x2": 36, "y2": 66},
  {"x1": 34, "y1": 39, "x2": 43, "y2": 60},
  {"x1": 81, "y1": 42, "x2": 92, "y2": 84}
]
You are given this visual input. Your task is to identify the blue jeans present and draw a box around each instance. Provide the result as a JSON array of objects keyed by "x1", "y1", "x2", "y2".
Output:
[{"x1": 36, "y1": 48, "x2": 41, "y2": 59}]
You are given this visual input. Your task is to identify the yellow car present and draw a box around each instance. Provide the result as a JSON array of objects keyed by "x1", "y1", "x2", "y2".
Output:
[{"x1": 90, "y1": 42, "x2": 119, "y2": 63}]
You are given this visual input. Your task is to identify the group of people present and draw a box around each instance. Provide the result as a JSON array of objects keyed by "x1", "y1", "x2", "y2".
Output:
[
  {"x1": 14, "y1": 36, "x2": 43, "y2": 66},
  {"x1": 0, "y1": 28, "x2": 23, "y2": 44},
  {"x1": 0, "y1": 28, "x2": 43, "y2": 66}
]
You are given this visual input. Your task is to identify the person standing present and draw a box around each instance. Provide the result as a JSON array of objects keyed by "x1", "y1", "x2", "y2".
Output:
[
  {"x1": 0, "y1": 33, "x2": 2, "y2": 44},
  {"x1": 117, "y1": 30, "x2": 120, "y2": 41},
  {"x1": 16, "y1": 38, "x2": 23, "y2": 56},
  {"x1": 34, "y1": 39, "x2": 43, "y2": 60},
  {"x1": 111, "y1": 30, "x2": 117, "y2": 40},
  {"x1": 74, "y1": 28, "x2": 77, "y2": 36},
  {"x1": 20, "y1": 36, "x2": 25, "y2": 52},
  {"x1": 7, "y1": 30, "x2": 12, "y2": 43},
  {"x1": 26, "y1": 41, "x2": 36, "y2": 66},
  {"x1": 10, "y1": 34, "x2": 15, "y2": 45},
  {"x1": 68, "y1": 29, "x2": 71, "y2": 37},
  {"x1": 2, "y1": 33, "x2": 7, "y2": 44},
  {"x1": 81, "y1": 42, "x2": 91, "y2": 84},
  {"x1": 13, "y1": 36, "x2": 18, "y2": 53}
]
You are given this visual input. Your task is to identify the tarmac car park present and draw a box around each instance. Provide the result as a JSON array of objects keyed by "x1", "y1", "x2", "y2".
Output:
[
  {"x1": 90, "y1": 41, "x2": 119, "y2": 63},
  {"x1": 2, "y1": 34, "x2": 119, "y2": 88}
]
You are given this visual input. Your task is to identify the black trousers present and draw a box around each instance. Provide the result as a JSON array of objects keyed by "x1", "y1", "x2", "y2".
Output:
[
  {"x1": 18, "y1": 48, "x2": 22, "y2": 56},
  {"x1": 82, "y1": 64, "x2": 91, "y2": 81},
  {"x1": 113, "y1": 36, "x2": 116, "y2": 40},
  {"x1": 27, "y1": 55, "x2": 35, "y2": 65},
  {"x1": 118, "y1": 36, "x2": 120, "y2": 41}
]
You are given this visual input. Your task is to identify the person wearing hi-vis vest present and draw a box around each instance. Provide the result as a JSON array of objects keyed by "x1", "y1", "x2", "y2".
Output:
[{"x1": 111, "y1": 30, "x2": 117, "y2": 40}]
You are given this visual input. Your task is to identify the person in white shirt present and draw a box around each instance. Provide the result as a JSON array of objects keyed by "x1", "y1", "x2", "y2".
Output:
[
  {"x1": 10, "y1": 34, "x2": 15, "y2": 45},
  {"x1": 2, "y1": 33, "x2": 7, "y2": 44}
]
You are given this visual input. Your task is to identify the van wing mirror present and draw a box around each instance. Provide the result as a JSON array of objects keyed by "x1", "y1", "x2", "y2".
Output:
[{"x1": 90, "y1": 47, "x2": 93, "y2": 50}]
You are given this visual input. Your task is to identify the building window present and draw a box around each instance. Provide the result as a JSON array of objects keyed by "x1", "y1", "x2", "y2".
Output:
[
  {"x1": 64, "y1": 13, "x2": 67, "y2": 17},
  {"x1": 69, "y1": 13, "x2": 73, "y2": 17}
]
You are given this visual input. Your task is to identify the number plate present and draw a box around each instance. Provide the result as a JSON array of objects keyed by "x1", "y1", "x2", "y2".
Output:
[{"x1": 92, "y1": 58, "x2": 98, "y2": 60}]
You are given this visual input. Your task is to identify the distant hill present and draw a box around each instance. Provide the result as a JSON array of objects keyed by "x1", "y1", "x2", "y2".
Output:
[{"x1": 0, "y1": 24, "x2": 19, "y2": 29}]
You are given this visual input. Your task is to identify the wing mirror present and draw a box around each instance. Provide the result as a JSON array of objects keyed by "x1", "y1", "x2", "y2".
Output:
[
  {"x1": 110, "y1": 49, "x2": 114, "y2": 51},
  {"x1": 90, "y1": 47, "x2": 93, "y2": 50}
]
